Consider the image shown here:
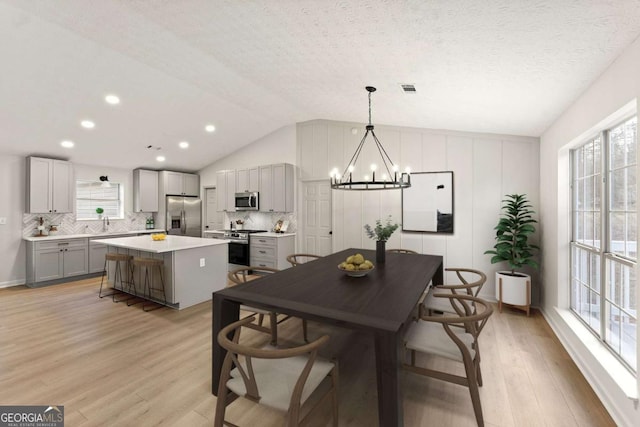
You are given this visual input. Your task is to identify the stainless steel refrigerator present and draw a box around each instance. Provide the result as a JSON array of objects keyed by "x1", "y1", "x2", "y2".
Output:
[{"x1": 166, "y1": 196, "x2": 202, "y2": 237}]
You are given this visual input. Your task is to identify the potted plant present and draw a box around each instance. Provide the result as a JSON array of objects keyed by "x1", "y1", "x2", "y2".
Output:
[
  {"x1": 484, "y1": 194, "x2": 538, "y2": 315},
  {"x1": 96, "y1": 207, "x2": 104, "y2": 219},
  {"x1": 364, "y1": 216, "x2": 399, "y2": 263}
]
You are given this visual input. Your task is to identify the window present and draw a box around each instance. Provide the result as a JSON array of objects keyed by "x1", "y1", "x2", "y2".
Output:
[
  {"x1": 76, "y1": 180, "x2": 123, "y2": 220},
  {"x1": 571, "y1": 115, "x2": 637, "y2": 373}
]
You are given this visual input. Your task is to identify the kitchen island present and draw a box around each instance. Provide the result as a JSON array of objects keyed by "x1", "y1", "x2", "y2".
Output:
[{"x1": 93, "y1": 235, "x2": 228, "y2": 309}]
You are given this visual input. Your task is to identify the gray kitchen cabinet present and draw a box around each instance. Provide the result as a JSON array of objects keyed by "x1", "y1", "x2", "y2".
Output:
[
  {"x1": 27, "y1": 238, "x2": 89, "y2": 285},
  {"x1": 89, "y1": 241, "x2": 108, "y2": 273},
  {"x1": 259, "y1": 163, "x2": 294, "y2": 212},
  {"x1": 250, "y1": 234, "x2": 295, "y2": 270},
  {"x1": 161, "y1": 171, "x2": 200, "y2": 196},
  {"x1": 26, "y1": 156, "x2": 74, "y2": 214},
  {"x1": 236, "y1": 167, "x2": 259, "y2": 192},
  {"x1": 133, "y1": 169, "x2": 159, "y2": 212},
  {"x1": 216, "y1": 170, "x2": 236, "y2": 212}
]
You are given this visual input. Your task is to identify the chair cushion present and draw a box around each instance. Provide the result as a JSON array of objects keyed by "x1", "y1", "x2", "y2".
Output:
[
  {"x1": 405, "y1": 320, "x2": 475, "y2": 362},
  {"x1": 226, "y1": 352, "x2": 335, "y2": 412},
  {"x1": 422, "y1": 288, "x2": 456, "y2": 313}
]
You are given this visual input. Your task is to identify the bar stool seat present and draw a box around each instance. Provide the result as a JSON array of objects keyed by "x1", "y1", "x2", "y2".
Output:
[
  {"x1": 99, "y1": 253, "x2": 134, "y2": 302},
  {"x1": 132, "y1": 257, "x2": 167, "y2": 311}
]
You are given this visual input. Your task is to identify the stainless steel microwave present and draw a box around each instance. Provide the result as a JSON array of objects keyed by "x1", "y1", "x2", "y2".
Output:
[{"x1": 235, "y1": 192, "x2": 259, "y2": 211}]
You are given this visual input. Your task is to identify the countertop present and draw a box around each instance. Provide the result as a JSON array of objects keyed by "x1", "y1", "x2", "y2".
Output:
[
  {"x1": 253, "y1": 232, "x2": 296, "y2": 238},
  {"x1": 91, "y1": 235, "x2": 229, "y2": 253},
  {"x1": 23, "y1": 229, "x2": 166, "y2": 242}
]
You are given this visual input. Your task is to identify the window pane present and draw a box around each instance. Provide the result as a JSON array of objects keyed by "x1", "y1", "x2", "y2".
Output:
[
  {"x1": 594, "y1": 137, "x2": 602, "y2": 173},
  {"x1": 579, "y1": 284, "x2": 589, "y2": 324},
  {"x1": 627, "y1": 212, "x2": 637, "y2": 260},
  {"x1": 585, "y1": 142, "x2": 594, "y2": 176},
  {"x1": 610, "y1": 212, "x2": 626, "y2": 256},
  {"x1": 610, "y1": 169, "x2": 626, "y2": 211},
  {"x1": 621, "y1": 310, "x2": 637, "y2": 371},
  {"x1": 584, "y1": 212, "x2": 594, "y2": 247},
  {"x1": 576, "y1": 179, "x2": 584, "y2": 210},
  {"x1": 590, "y1": 253, "x2": 601, "y2": 294},
  {"x1": 575, "y1": 148, "x2": 584, "y2": 178},
  {"x1": 627, "y1": 167, "x2": 636, "y2": 211},
  {"x1": 610, "y1": 127, "x2": 627, "y2": 170},
  {"x1": 588, "y1": 290, "x2": 600, "y2": 331},
  {"x1": 608, "y1": 260, "x2": 621, "y2": 306},
  {"x1": 575, "y1": 212, "x2": 584, "y2": 243},
  {"x1": 76, "y1": 181, "x2": 122, "y2": 220},
  {"x1": 594, "y1": 212, "x2": 601, "y2": 249},
  {"x1": 606, "y1": 304, "x2": 621, "y2": 353}
]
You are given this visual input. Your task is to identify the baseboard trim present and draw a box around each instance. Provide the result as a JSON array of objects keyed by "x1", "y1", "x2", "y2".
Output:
[{"x1": 0, "y1": 279, "x2": 26, "y2": 289}]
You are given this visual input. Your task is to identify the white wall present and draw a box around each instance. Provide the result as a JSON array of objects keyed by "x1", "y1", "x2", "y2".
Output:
[
  {"x1": 0, "y1": 155, "x2": 26, "y2": 287},
  {"x1": 539, "y1": 35, "x2": 640, "y2": 427},
  {"x1": 298, "y1": 120, "x2": 540, "y2": 303},
  {"x1": 199, "y1": 124, "x2": 296, "y2": 189}
]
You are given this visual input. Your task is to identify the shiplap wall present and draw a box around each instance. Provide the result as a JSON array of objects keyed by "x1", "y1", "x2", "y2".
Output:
[{"x1": 298, "y1": 120, "x2": 540, "y2": 303}]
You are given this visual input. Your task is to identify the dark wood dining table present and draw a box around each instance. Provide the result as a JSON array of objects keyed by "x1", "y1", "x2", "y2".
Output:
[{"x1": 211, "y1": 248, "x2": 443, "y2": 426}]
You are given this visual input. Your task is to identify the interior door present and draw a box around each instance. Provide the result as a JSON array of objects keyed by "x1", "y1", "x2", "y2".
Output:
[{"x1": 302, "y1": 180, "x2": 332, "y2": 256}]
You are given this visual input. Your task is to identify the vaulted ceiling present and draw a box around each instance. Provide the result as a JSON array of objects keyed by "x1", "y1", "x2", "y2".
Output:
[{"x1": 1, "y1": 1, "x2": 640, "y2": 171}]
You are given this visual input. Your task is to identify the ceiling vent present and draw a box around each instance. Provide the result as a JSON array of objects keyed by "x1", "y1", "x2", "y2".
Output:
[{"x1": 401, "y1": 84, "x2": 416, "y2": 93}]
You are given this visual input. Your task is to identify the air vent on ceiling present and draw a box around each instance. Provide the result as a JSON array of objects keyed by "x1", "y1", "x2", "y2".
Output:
[{"x1": 401, "y1": 84, "x2": 416, "y2": 93}]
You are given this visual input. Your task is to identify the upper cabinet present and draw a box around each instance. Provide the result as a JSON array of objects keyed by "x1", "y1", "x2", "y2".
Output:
[
  {"x1": 216, "y1": 170, "x2": 236, "y2": 212},
  {"x1": 260, "y1": 163, "x2": 294, "y2": 213},
  {"x1": 133, "y1": 169, "x2": 159, "y2": 212},
  {"x1": 26, "y1": 157, "x2": 74, "y2": 214},
  {"x1": 160, "y1": 171, "x2": 200, "y2": 197},
  {"x1": 236, "y1": 167, "x2": 259, "y2": 193}
]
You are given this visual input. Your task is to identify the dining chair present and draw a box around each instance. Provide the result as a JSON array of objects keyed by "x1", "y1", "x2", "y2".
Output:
[
  {"x1": 422, "y1": 268, "x2": 487, "y2": 315},
  {"x1": 228, "y1": 266, "x2": 307, "y2": 345},
  {"x1": 404, "y1": 294, "x2": 493, "y2": 427},
  {"x1": 215, "y1": 316, "x2": 339, "y2": 427},
  {"x1": 286, "y1": 253, "x2": 322, "y2": 267},
  {"x1": 385, "y1": 248, "x2": 418, "y2": 254}
]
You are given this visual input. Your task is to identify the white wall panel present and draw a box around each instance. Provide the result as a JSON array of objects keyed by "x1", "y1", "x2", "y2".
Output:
[
  {"x1": 422, "y1": 133, "x2": 447, "y2": 172},
  {"x1": 312, "y1": 124, "x2": 329, "y2": 180},
  {"x1": 471, "y1": 138, "x2": 503, "y2": 299},
  {"x1": 299, "y1": 124, "x2": 314, "y2": 180},
  {"x1": 444, "y1": 136, "x2": 474, "y2": 269}
]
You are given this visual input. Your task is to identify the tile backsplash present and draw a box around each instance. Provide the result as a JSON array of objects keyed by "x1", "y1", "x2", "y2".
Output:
[
  {"x1": 225, "y1": 211, "x2": 296, "y2": 232},
  {"x1": 23, "y1": 212, "x2": 152, "y2": 238}
]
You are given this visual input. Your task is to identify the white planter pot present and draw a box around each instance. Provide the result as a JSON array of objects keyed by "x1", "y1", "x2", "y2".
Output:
[{"x1": 495, "y1": 271, "x2": 531, "y2": 315}]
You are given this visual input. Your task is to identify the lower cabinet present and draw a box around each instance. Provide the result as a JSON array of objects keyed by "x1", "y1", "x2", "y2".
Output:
[
  {"x1": 89, "y1": 241, "x2": 108, "y2": 273},
  {"x1": 249, "y1": 234, "x2": 295, "y2": 270},
  {"x1": 27, "y1": 238, "x2": 89, "y2": 285}
]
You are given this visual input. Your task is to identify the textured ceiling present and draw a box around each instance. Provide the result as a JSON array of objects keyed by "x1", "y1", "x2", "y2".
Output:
[{"x1": 1, "y1": 0, "x2": 640, "y2": 171}]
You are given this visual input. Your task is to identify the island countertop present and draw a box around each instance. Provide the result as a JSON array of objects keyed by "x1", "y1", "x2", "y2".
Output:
[{"x1": 91, "y1": 235, "x2": 229, "y2": 253}]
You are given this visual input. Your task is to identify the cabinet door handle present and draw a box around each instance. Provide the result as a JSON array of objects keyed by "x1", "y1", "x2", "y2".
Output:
[{"x1": 58, "y1": 242, "x2": 69, "y2": 246}]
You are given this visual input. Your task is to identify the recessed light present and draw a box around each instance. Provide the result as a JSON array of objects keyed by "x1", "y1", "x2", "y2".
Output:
[
  {"x1": 156, "y1": 156, "x2": 166, "y2": 162},
  {"x1": 205, "y1": 124, "x2": 215, "y2": 133},
  {"x1": 105, "y1": 94, "x2": 120, "y2": 105},
  {"x1": 81, "y1": 120, "x2": 95, "y2": 129},
  {"x1": 60, "y1": 140, "x2": 74, "y2": 148},
  {"x1": 179, "y1": 141, "x2": 189, "y2": 149}
]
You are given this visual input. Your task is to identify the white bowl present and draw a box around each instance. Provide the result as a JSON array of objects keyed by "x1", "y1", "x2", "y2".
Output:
[{"x1": 338, "y1": 264, "x2": 375, "y2": 277}]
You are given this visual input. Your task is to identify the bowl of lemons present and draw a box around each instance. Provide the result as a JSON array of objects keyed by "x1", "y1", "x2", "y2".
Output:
[
  {"x1": 151, "y1": 233, "x2": 166, "y2": 241},
  {"x1": 338, "y1": 253, "x2": 374, "y2": 277}
]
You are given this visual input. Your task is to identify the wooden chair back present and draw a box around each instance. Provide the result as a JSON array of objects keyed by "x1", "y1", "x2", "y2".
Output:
[
  {"x1": 228, "y1": 266, "x2": 280, "y2": 285},
  {"x1": 215, "y1": 316, "x2": 334, "y2": 426},
  {"x1": 386, "y1": 248, "x2": 418, "y2": 254},
  {"x1": 286, "y1": 254, "x2": 322, "y2": 267}
]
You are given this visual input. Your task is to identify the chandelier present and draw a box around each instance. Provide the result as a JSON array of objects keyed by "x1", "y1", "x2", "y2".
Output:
[{"x1": 330, "y1": 86, "x2": 411, "y2": 190}]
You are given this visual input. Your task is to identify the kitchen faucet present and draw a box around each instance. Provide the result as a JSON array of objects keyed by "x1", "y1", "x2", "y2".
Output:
[{"x1": 103, "y1": 216, "x2": 110, "y2": 232}]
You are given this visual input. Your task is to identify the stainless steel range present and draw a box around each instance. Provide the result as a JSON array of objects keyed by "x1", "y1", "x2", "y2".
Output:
[{"x1": 224, "y1": 229, "x2": 267, "y2": 266}]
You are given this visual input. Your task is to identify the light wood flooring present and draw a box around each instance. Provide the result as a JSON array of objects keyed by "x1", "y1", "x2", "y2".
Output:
[{"x1": 0, "y1": 277, "x2": 615, "y2": 426}]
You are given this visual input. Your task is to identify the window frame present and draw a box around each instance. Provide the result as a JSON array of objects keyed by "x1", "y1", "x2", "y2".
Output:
[
  {"x1": 570, "y1": 115, "x2": 637, "y2": 374},
  {"x1": 75, "y1": 180, "x2": 124, "y2": 220}
]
